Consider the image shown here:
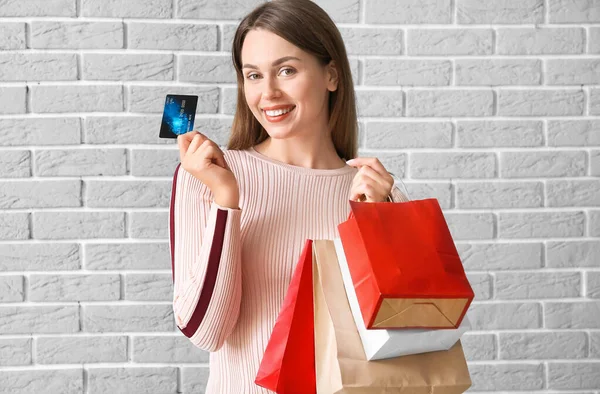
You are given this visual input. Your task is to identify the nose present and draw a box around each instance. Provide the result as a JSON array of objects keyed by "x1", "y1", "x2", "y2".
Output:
[{"x1": 262, "y1": 75, "x2": 281, "y2": 100}]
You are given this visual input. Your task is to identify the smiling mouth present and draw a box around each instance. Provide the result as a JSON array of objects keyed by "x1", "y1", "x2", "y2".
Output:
[{"x1": 262, "y1": 106, "x2": 296, "y2": 117}]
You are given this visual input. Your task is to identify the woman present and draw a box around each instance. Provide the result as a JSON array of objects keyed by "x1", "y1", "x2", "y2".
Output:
[{"x1": 169, "y1": 0, "x2": 408, "y2": 392}]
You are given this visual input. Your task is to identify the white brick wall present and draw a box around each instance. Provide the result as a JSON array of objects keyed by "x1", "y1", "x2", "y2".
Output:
[{"x1": 0, "y1": 0, "x2": 599, "y2": 392}]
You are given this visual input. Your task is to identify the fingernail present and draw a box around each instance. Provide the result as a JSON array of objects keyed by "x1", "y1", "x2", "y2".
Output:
[{"x1": 346, "y1": 159, "x2": 354, "y2": 164}]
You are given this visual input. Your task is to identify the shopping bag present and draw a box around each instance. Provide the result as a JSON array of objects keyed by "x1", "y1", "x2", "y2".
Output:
[
  {"x1": 338, "y1": 198, "x2": 474, "y2": 329},
  {"x1": 313, "y1": 239, "x2": 472, "y2": 394},
  {"x1": 255, "y1": 239, "x2": 316, "y2": 393},
  {"x1": 333, "y1": 238, "x2": 470, "y2": 360}
]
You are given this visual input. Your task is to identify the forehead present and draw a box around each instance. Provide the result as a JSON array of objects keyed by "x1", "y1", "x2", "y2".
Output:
[{"x1": 241, "y1": 29, "x2": 304, "y2": 64}]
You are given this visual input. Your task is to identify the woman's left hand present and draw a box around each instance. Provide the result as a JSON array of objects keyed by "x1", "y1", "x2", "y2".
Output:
[{"x1": 346, "y1": 157, "x2": 394, "y2": 202}]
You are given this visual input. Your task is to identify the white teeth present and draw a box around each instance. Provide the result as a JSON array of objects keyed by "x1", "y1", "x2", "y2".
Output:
[{"x1": 265, "y1": 107, "x2": 294, "y2": 117}]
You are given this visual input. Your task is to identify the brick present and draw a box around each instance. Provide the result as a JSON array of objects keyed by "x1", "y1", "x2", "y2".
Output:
[
  {"x1": 407, "y1": 29, "x2": 492, "y2": 55},
  {"x1": 548, "y1": 0, "x2": 600, "y2": 22},
  {"x1": 221, "y1": 24, "x2": 237, "y2": 52},
  {"x1": 29, "y1": 274, "x2": 120, "y2": 302},
  {"x1": 457, "y1": 0, "x2": 543, "y2": 23},
  {"x1": 547, "y1": 59, "x2": 600, "y2": 85},
  {"x1": 461, "y1": 333, "x2": 496, "y2": 360},
  {"x1": 407, "y1": 90, "x2": 494, "y2": 117},
  {"x1": 444, "y1": 213, "x2": 495, "y2": 240},
  {"x1": 548, "y1": 120, "x2": 600, "y2": 146},
  {"x1": 85, "y1": 243, "x2": 168, "y2": 270},
  {"x1": 0, "y1": 276, "x2": 24, "y2": 302},
  {"x1": 548, "y1": 362, "x2": 600, "y2": 389},
  {"x1": 0, "y1": 22, "x2": 26, "y2": 49},
  {"x1": 0, "y1": 370, "x2": 82, "y2": 394},
  {"x1": 397, "y1": 182, "x2": 453, "y2": 208},
  {"x1": 179, "y1": 55, "x2": 235, "y2": 83},
  {"x1": 0, "y1": 86, "x2": 26, "y2": 114},
  {"x1": 0, "y1": 213, "x2": 29, "y2": 239},
  {"x1": 500, "y1": 151, "x2": 586, "y2": 178},
  {"x1": 316, "y1": 0, "x2": 361, "y2": 23},
  {"x1": 30, "y1": 85, "x2": 123, "y2": 113},
  {"x1": 176, "y1": 0, "x2": 263, "y2": 20},
  {"x1": 128, "y1": 22, "x2": 217, "y2": 51},
  {"x1": 33, "y1": 212, "x2": 125, "y2": 239},
  {"x1": 468, "y1": 303, "x2": 541, "y2": 330},
  {"x1": 30, "y1": 21, "x2": 123, "y2": 49},
  {"x1": 125, "y1": 273, "x2": 172, "y2": 301},
  {"x1": 497, "y1": 27, "x2": 585, "y2": 54},
  {"x1": 588, "y1": 272, "x2": 600, "y2": 298},
  {"x1": 591, "y1": 150, "x2": 600, "y2": 176},
  {"x1": 591, "y1": 27, "x2": 600, "y2": 53},
  {"x1": 500, "y1": 332, "x2": 587, "y2": 359},
  {"x1": 495, "y1": 272, "x2": 581, "y2": 299},
  {"x1": 547, "y1": 241, "x2": 600, "y2": 268},
  {"x1": 0, "y1": 338, "x2": 31, "y2": 366},
  {"x1": 457, "y1": 120, "x2": 543, "y2": 147},
  {"x1": 547, "y1": 180, "x2": 600, "y2": 207},
  {"x1": 35, "y1": 149, "x2": 126, "y2": 176},
  {"x1": 365, "y1": 122, "x2": 452, "y2": 149},
  {"x1": 0, "y1": 243, "x2": 80, "y2": 271},
  {"x1": 0, "y1": 180, "x2": 81, "y2": 208},
  {"x1": 591, "y1": 88, "x2": 600, "y2": 115},
  {"x1": 0, "y1": 0, "x2": 76, "y2": 17},
  {"x1": 356, "y1": 90, "x2": 404, "y2": 117},
  {"x1": 129, "y1": 212, "x2": 168, "y2": 239},
  {"x1": 340, "y1": 27, "x2": 403, "y2": 55},
  {"x1": 81, "y1": 0, "x2": 172, "y2": 18},
  {"x1": 82, "y1": 305, "x2": 173, "y2": 332},
  {"x1": 359, "y1": 150, "x2": 407, "y2": 178},
  {"x1": 590, "y1": 210, "x2": 600, "y2": 236},
  {"x1": 37, "y1": 336, "x2": 127, "y2": 363},
  {"x1": 0, "y1": 53, "x2": 77, "y2": 81},
  {"x1": 129, "y1": 86, "x2": 219, "y2": 114},
  {"x1": 457, "y1": 242, "x2": 543, "y2": 270},
  {"x1": 83, "y1": 54, "x2": 173, "y2": 81},
  {"x1": 591, "y1": 332, "x2": 600, "y2": 356},
  {"x1": 0, "y1": 305, "x2": 79, "y2": 334},
  {"x1": 411, "y1": 152, "x2": 496, "y2": 178},
  {"x1": 466, "y1": 273, "x2": 492, "y2": 300},
  {"x1": 498, "y1": 89, "x2": 584, "y2": 116},
  {"x1": 456, "y1": 181, "x2": 543, "y2": 209},
  {"x1": 87, "y1": 367, "x2": 177, "y2": 393},
  {"x1": 85, "y1": 180, "x2": 169, "y2": 208},
  {"x1": 546, "y1": 301, "x2": 600, "y2": 329},
  {"x1": 182, "y1": 367, "x2": 210, "y2": 394},
  {"x1": 364, "y1": 59, "x2": 451, "y2": 86},
  {"x1": 469, "y1": 363, "x2": 544, "y2": 391},
  {"x1": 455, "y1": 59, "x2": 541, "y2": 85},
  {"x1": 84, "y1": 115, "x2": 170, "y2": 144},
  {"x1": 499, "y1": 211, "x2": 585, "y2": 238},
  {"x1": 133, "y1": 336, "x2": 209, "y2": 362},
  {"x1": 0, "y1": 150, "x2": 30, "y2": 177},
  {"x1": 366, "y1": 0, "x2": 451, "y2": 23},
  {"x1": 0, "y1": 118, "x2": 80, "y2": 146},
  {"x1": 131, "y1": 149, "x2": 179, "y2": 177}
]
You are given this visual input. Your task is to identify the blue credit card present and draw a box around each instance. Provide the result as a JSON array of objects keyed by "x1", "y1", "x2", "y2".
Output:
[{"x1": 159, "y1": 94, "x2": 198, "y2": 139}]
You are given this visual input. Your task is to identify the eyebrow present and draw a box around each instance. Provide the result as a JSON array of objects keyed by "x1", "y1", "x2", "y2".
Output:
[{"x1": 242, "y1": 56, "x2": 301, "y2": 70}]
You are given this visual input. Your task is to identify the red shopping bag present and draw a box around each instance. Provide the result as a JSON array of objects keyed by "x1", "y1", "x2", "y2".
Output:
[
  {"x1": 255, "y1": 239, "x2": 316, "y2": 393},
  {"x1": 338, "y1": 198, "x2": 474, "y2": 330}
]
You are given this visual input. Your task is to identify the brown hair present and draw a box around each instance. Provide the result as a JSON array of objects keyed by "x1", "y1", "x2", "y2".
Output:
[{"x1": 227, "y1": 0, "x2": 358, "y2": 160}]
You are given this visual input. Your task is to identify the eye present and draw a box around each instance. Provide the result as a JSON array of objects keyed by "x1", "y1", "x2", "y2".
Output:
[
  {"x1": 280, "y1": 67, "x2": 295, "y2": 76},
  {"x1": 246, "y1": 73, "x2": 260, "y2": 80}
]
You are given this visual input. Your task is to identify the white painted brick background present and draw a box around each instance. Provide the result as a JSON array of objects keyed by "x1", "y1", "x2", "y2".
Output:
[{"x1": 0, "y1": 0, "x2": 599, "y2": 392}]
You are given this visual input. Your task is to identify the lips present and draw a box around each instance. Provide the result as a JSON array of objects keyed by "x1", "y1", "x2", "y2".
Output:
[{"x1": 262, "y1": 104, "x2": 295, "y2": 111}]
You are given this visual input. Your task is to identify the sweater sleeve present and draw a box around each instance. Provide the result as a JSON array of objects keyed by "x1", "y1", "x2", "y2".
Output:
[
  {"x1": 169, "y1": 163, "x2": 243, "y2": 352},
  {"x1": 389, "y1": 184, "x2": 410, "y2": 202}
]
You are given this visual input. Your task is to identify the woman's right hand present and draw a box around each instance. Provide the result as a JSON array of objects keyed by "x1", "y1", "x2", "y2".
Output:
[{"x1": 177, "y1": 131, "x2": 239, "y2": 208}]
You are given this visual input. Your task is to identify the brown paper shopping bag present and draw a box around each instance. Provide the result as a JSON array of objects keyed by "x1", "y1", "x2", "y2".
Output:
[{"x1": 312, "y1": 239, "x2": 472, "y2": 394}]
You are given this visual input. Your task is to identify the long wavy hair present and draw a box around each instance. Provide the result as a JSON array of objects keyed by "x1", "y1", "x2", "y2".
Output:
[{"x1": 227, "y1": 0, "x2": 358, "y2": 160}]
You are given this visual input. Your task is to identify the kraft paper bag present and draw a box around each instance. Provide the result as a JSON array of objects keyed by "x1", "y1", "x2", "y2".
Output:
[
  {"x1": 333, "y1": 238, "x2": 471, "y2": 361},
  {"x1": 312, "y1": 239, "x2": 472, "y2": 394}
]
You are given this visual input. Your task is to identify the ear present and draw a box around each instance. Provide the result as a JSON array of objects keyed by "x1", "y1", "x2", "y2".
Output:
[{"x1": 326, "y1": 60, "x2": 338, "y2": 92}]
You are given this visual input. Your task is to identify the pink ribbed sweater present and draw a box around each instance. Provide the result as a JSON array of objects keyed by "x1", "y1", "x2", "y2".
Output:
[{"x1": 169, "y1": 146, "x2": 407, "y2": 394}]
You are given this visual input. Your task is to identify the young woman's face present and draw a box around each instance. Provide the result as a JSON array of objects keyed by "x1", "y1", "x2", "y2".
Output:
[{"x1": 241, "y1": 29, "x2": 337, "y2": 140}]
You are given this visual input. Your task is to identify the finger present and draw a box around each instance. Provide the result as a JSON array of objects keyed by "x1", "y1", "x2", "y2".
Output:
[
  {"x1": 356, "y1": 165, "x2": 393, "y2": 192},
  {"x1": 186, "y1": 133, "x2": 206, "y2": 156},
  {"x1": 199, "y1": 142, "x2": 229, "y2": 170},
  {"x1": 350, "y1": 180, "x2": 388, "y2": 202},
  {"x1": 346, "y1": 157, "x2": 389, "y2": 178}
]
